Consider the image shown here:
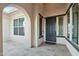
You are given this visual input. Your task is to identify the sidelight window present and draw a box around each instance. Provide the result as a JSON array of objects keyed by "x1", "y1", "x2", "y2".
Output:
[{"x1": 58, "y1": 16, "x2": 63, "y2": 36}]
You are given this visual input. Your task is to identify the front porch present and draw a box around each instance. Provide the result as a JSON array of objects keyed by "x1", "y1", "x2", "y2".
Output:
[{"x1": 3, "y1": 40, "x2": 71, "y2": 56}]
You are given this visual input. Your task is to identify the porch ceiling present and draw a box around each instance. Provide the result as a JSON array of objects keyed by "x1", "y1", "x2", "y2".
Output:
[{"x1": 43, "y1": 3, "x2": 70, "y2": 17}]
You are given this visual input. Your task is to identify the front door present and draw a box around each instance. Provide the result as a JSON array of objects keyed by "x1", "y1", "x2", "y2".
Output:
[{"x1": 46, "y1": 17, "x2": 56, "y2": 43}]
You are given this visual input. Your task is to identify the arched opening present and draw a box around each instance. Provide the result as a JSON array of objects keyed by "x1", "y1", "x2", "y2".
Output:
[{"x1": 2, "y1": 4, "x2": 31, "y2": 56}]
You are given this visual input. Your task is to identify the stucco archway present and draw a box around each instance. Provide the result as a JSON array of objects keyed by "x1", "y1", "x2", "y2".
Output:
[{"x1": 2, "y1": 4, "x2": 31, "y2": 55}]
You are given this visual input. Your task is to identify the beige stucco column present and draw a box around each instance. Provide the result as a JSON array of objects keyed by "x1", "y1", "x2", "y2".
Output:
[{"x1": 69, "y1": 7, "x2": 73, "y2": 41}]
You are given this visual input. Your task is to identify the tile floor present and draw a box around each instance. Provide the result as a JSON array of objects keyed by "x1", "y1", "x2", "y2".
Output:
[{"x1": 3, "y1": 40, "x2": 71, "y2": 56}]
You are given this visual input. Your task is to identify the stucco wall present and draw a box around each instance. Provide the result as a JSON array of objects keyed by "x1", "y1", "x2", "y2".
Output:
[{"x1": 3, "y1": 14, "x2": 10, "y2": 42}]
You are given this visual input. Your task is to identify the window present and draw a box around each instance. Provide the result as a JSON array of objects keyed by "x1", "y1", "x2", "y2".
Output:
[
  {"x1": 39, "y1": 14, "x2": 43, "y2": 38},
  {"x1": 58, "y1": 16, "x2": 63, "y2": 36},
  {"x1": 72, "y1": 4, "x2": 78, "y2": 45},
  {"x1": 66, "y1": 3, "x2": 79, "y2": 50},
  {"x1": 67, "y1": 11, "x2": 70, "y2": 38},
  {"x1": 14, "y1": 18, "x2": 25, "y2": 36}
]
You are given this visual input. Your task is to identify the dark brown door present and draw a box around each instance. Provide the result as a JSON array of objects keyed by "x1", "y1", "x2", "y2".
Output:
[{"x1": 46, "y1": 17, "x2": 56, "y2": 42}]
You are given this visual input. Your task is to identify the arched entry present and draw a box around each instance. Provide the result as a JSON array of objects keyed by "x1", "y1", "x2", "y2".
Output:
[{"x1": 2, "y1": 4, "x2": 31, "y2": 55}]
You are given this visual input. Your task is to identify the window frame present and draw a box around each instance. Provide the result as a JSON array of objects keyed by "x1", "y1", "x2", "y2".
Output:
[
  {"x1": 39, "y1": 13, "x2": 43, "y2": 38},
  {"x1": 58, "y1": 16, "x2": 63, "y2": 36},
  {"x1": 13, "y1": 17, "x2": 25, "y2": 36}
]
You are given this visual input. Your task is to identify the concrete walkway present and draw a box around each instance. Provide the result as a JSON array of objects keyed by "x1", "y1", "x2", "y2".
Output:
[{"x1": 3, "y1": 40, "x2": 71, "y2": 56}]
